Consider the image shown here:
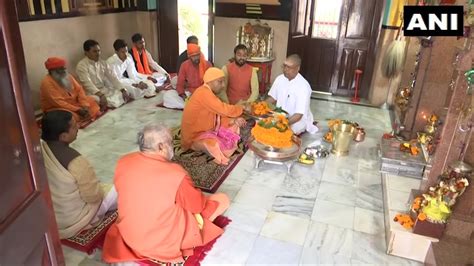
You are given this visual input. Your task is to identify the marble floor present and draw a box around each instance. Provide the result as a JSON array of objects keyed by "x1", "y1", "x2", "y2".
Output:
[{"x1": 62, "y1": 92, "x2": 421, "y2": 265}]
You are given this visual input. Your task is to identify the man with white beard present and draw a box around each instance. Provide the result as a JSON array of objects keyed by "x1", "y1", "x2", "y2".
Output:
[
  {"x1": 40, "y1": 57, "x2": 101, "y2": 125},
  {"x1": 107, "y1": 39, "x2": 157, "y2": 99}
]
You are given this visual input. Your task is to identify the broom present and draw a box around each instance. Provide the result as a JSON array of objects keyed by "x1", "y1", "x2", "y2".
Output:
[{"x1": 381, "y1": 19, "x2": 406, "y2": 109}]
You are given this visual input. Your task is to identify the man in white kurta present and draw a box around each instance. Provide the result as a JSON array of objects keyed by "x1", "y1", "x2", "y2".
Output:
[
  {"x1": 107, "y1": 39, "x2": 156, "y2": 99},
  {"x1": 76, "y1": 39, "x2": 129, "y2": 109},
  {"x1": 266, "y1": 54, "x2": 318, "y2": 135}
]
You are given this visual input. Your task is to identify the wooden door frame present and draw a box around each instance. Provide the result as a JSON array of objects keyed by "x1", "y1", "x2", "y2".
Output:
[
  {"x1": 288, "y1": 0, "x2": 385, "y2": 98},
  {"x1": 157, "y1": 0, "x2": 179, "y2": 72},
  {"x1": 157, "y1": 0, "x2": 215, "y2": 72},
  {"x1": 0, "y1": 0, "x2": 64, "y2": 263},
  {"x1": 330, "y1": 0, "x2": 386, "y2": 98},
  {"x1": 208, "y1": 0, "x2": 214, "y2": 63}
]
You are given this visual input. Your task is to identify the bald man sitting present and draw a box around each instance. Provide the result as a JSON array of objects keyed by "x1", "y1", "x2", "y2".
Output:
[
  {"x1": 266, "y1": 54, "x2": 318, "y2": 135},
  {"x1": 102, "y1": 123, "x2": 229, "y2": 264}
]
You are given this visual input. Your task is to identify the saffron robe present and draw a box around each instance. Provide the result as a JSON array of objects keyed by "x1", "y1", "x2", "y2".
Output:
[
  {"x1": 180, "y1": 84, "x2": 243, "y2": 151},
  {"x1": 102, "y1": 152, "x2": 226, "y2": 263},
  {"x1": 40, "y1": 74, "x2": 100, "y2": 123}
]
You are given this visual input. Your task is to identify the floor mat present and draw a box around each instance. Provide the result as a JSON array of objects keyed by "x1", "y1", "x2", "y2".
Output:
[
  {"x1": 61, "y1": 210, "x2": 118, "y2": 254},
  {"x1": 172, "y1": 122, "x2": 253, "y2": 193}
]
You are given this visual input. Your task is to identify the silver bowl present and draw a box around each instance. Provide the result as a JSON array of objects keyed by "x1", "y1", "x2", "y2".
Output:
[{"x1": 249, "y1": 135, "x2": 302, "y2": 162}]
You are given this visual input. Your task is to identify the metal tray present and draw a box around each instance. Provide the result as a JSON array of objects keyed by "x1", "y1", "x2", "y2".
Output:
[{"x1": 249, "y1": 135, "x2": 302, "y2": 162}]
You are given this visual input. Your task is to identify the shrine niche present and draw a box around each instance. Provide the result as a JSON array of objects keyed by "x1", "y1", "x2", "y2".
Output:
[{"x1": 236, "y1": 20, "x2": 274, "y2": 61}]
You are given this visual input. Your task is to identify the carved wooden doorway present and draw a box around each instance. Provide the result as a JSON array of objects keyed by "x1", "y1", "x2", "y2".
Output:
[{"x1": 287, "y1": 0, "x2": 384, "y2": 98}]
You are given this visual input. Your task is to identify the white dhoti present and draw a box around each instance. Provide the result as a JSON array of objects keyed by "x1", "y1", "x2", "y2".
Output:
[
  {"x1": 90, "y1": 87, "x2": 125, "y2": 108},
  {"x1": 91, "y1": 184, "x2": 118, "y2": 224},
  {"x1": 150, "y1": 73, "x2": 167, "y2": 87},
  {"x1": 121, "y1": 80, "x2": 156, "y2": 99},
  {"x1": 291, "y1": 111, "x2": 319, "y2": 135},
  {"x1": 162, "y1": 89, "x2": 188, "y2": 109}
]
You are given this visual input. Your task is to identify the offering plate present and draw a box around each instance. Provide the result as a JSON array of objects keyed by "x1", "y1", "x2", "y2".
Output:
[{"x1": 248, "y1": 135, "x2": 301, "y2": 173}]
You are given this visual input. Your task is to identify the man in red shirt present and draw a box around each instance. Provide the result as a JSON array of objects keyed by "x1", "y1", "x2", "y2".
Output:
[{"x1": 176, "y1": 44, "x2": 212, "y2": 99}]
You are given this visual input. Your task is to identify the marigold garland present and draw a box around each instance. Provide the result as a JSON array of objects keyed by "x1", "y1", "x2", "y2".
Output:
[
  {"x1": 251, "y1": 115, "x2": 293, "y2": 148},
  {"x1": 252, "y1": 101, "x2": 271, "y2": 116}
]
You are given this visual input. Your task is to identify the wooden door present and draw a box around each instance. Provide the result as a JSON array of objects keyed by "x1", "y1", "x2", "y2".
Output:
[
  {"x1": 287, "y1": 0, "x2": 384, "y2": 97},
  {"x1": 331, "y1": 0, "x2": 385, "y2": 97},
  {"x1": 0, "y1": 0, "x2": 64, "y2": 264},
  {"x1": 158, "y1": 0, "x2": 179, "y2": 72}
]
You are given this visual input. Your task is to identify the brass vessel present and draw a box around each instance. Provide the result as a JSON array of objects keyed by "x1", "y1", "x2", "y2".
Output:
[{"x1": 331, "y1": 123, "x2": 356, "y2": 156}]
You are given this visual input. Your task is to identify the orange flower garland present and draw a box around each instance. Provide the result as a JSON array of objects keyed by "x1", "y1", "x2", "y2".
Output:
[
  {"x1": 252, "y1": 101, "x2": 271, "y2": 116},
  {"x1": 251, "y1": 114, "x2": 293, "y2": 148}
]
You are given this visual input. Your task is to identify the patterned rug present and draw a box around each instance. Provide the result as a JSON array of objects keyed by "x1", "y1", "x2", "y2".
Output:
[
  {"x1": 172, "y1": 121, "x2": 254, "y2": 193},
  {"x1": 137, "y1": 215, "x2": 232, "y2": 266},
  {"x1": 61, "y1": 210, "x2": 118, "y2": 254}
]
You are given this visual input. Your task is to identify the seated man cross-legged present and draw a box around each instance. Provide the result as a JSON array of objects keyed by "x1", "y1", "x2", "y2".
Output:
[
  {"x1": 76, "y1": 39, "x2": 130, "y2": 109},
  {"x1": 107, "y1": 39, "x2": 157, "y2": 100},
  {"x1": 181, "y1": 67, "x2": 249, "y2": 165},
  {"x1": 266, "y1": 54, "x2": 318, "y2": 135},
  {"x1": 130, "y1": 33, "x2": 169, "y2": 86},
  {"x1": 102, "y1": 123, "x2": 229, "y2": 264},
  {"x1": 40, "y1": 57, "x2": 101, "y2": 125},
  {"x1": 162, "y1": 43, "x2": 212, "y2": 109},
  {"x1": 40, "y1": 110, "x2": 117, "y2": 239}
]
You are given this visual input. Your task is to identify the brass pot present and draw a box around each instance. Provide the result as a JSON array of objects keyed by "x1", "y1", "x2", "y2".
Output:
[
  {"x1": 354, "y1": 127, "x2": 366, "y2": 142},
  {"x1": 331, "y1": 123, "x2": 356, "y2": 156}
]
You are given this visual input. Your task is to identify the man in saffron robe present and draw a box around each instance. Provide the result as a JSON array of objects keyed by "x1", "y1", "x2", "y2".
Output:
[
  {"x1": 107, "y1": 39, "x2": 157, "y2": 99},
  {"x1": 176, "y1": 43, "x2": 212, "y2": 99},
  {"x1": 76, "y1": 39, "x2": 130, "y2": 109},
  {"x1": 130, "y1": 33, "x2": 169, "y2": 86},
  {"x1": 181, "y1": 67, "x2": 248, "y2": 165},
  {"x1": 40, "y1": 57, "x2": 101, "y2": 124},
  {"x1": 266, "y1": 54, "x2": 318, "y2": 135},
  {"x1": 40, "y1": 110, "x2": 117, "y2": 239},
  {"x1": 102, "y1": 123, "x2": 229, "y2": 264},
  {"x1": 220, "y1": 44, "x2": 259, "y2": 105}
]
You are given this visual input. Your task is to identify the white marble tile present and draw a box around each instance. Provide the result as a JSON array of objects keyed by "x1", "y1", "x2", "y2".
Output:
[
  {"x1": 271, "y1": 195, "x2": 316, "y2": 219},
  {"x1": 353, "y1": 207, "x2": 384, "y2": 235},
  {"x1": 350, "y1": 231, "x2": 419, "y2": 265},
  {"x1": 260, "y1": 211, "x2": 310, "y2": 246},
  {"x1": 201, "y1": 228, "x2": 258, "y2": 265},
  {"x1": 321, "y1": 157, "x2": 358, "y2": 186},
  {"x1": 387, "y1": 175, "x2": 422, "y2": 193},
  {"x1": 233, "y1": 183, "x2": 278, "y2": 211},
  {"x1": 215, "y1": 183, "x2": 241, "y2": 201},
  {"x1": 311, "y1": 199, "x2": 355, "y2": 229},
  {"x1": 301, "y1": 221, "x2": 353, "y2": 263},
  {"x1": 317, "y1": 181, "x2": 357, "y2": 206},
  {"x1": 245, "y1": 236, "x2": 303, "y2": 265},
  {"x1": 63, "y1": 246, "x2": 89, "y2": 266},
  {"x1": 244, "y1": 167, "x2": 287, "y2": 190},
  {"x1": 300, "y1": 252, "x2": 352, "y2": 265},
  {"x1": 271, "y1": 169, "x2": 321, "y2": 218},
  {"x1": 355, "y1": 184, "x2": 383, "y2": 212},
  {"x1": 224, "y1": 203, "x2": 268, "y2": 234},
  {"x1": 388, "y1": 189, "x2": 411, "y2": 212},
  {"x1": 357, "y1": 168, "x2": 382, "y2": 187}
]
